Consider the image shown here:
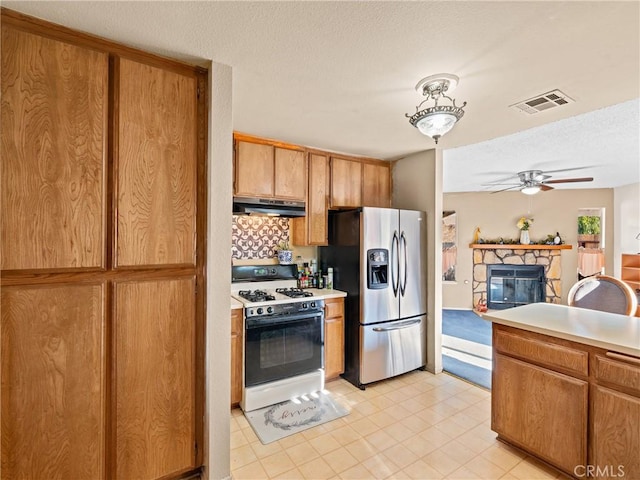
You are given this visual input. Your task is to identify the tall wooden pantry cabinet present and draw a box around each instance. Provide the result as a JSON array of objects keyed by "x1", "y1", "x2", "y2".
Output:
[{"x1": 1, "y1": 9, "x2": 207, "y2": 480}]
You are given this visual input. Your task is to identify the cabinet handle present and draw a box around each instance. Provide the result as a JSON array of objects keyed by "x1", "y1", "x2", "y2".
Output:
[{"x1": 605, "y1": 351, "x2": 640, "y2": 366}]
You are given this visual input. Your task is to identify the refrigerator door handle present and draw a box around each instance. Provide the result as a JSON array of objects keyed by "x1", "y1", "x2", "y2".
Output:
[
  {"x1": 391, "y1": 230, "x2": 399, "y2": 296},
  {"x1": 372, "y1": 318, "x2": 421, "y2": 332},
  {"x1": 399, "y1": 231, "x2": 408, "y2": 296}
]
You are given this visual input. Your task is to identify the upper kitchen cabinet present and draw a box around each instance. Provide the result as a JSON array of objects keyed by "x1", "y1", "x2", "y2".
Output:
[
  {"x1": 115, "y1": 57, "x2": 198, "y2": 268},
  {"x1": 1, "y1": 24, "x2": 107, "y2": 271},
  {"x1": 330, "y1": 156, "x2": 362, "y2": 208},
  {"x1": 292, "y1": 152, "x2": 330, "y2": 246},
  {"x1": 362, "y1": 162, "x2": 391, "y2": 208},
  {"x1": 234, "y1": 134, "x2": 307, "y2": 201}
]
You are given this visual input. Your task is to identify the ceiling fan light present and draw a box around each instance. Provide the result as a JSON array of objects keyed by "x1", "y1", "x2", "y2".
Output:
[{"x1": 521, "y1": 185, "x2": 541, "y2": 195}]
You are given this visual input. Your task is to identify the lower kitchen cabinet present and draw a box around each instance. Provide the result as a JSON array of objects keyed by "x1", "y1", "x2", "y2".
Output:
[
  {"x1": 492, "y1": 323, "x2": 640, "y2": 479},
  {"x1": 492, "y1": 353, "x2": 588, "y2": 475},
  {"x1": 231, "y1": 308, "x2": 244, "y2": 406},
  {"x1": 324, "y1": 297, "x2": 345, "y2": 381},
  {"x1": 591, "y1": 353, "x2": 640, "y2": 478}
]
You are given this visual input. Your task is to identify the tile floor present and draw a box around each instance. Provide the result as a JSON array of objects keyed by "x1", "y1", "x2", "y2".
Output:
[{"x1": 231, "y1": 371, "x2": 565, "y2": 479}]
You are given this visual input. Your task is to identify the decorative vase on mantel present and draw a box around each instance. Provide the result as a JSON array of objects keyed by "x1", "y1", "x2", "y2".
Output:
[{"x1": 519, "y1": 230, "x2": 531, "y2": 245}]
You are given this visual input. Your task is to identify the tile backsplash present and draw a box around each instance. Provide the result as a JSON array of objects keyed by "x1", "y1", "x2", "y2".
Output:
[{"x1": 232, "y1": 215, "x2": 289, "y2": 260}]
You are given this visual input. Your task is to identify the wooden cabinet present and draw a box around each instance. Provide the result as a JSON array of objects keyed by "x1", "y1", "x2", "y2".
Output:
[
  {"x1": 1, "y1": 24, "x2": 107, "y2": 271},
  {"x1": 115, "y1": 279, "x2": 196, "y2": 479},
  {"x1": 591, "y1": 353, "x2": 640, "y2": 478},
  {"x1": 231, "y1": 308, "x2": 244, "y2": 406},
  {"x1": 1, "y1": 284, "x2": 106, "y2": 480},
  {"x1": 362, "y1": 162, "x2": 391, "y2": 208},
  {"x1": 234, "y1": 136, "x2": 307, "y2": 201},
  {"x1": 115, "y1": 58, "x2": 198, "y2": 267},
  {"x1": 330, "y1": 157, "x2": 362, "y2": 208},
  {"x1": 492, "y1": 324, "x2": 640, "y2": 479},
  {"x1": 492, "y1": 353, "x2": 588, "y2": 475},
  {"x1": 1, "y1": 11, "x2": 206, "y2": 480},
  {"x1": 292, "y1": 152, "x2": 330, "y2": 246},
  {"x1": 324, "y1": 297, "x2": 345, "y2": 381}
]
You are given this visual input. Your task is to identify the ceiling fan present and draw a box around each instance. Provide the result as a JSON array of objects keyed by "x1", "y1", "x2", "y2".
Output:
[{"x1": 485, "y1": 169, "x2": 594, "y2": 195}]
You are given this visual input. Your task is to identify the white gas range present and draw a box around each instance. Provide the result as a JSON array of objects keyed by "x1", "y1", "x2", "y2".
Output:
[{"x1": 231, "y1": 264, "x2": 325, "y2": 412}]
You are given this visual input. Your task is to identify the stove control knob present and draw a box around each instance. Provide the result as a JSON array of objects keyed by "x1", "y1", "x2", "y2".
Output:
[
  {"x1": 257, "y1": 307, "x2": 264, "y2": 315},
  {"x1": 267, "y1": 306, "x2": 274, "y2": 314},
  {"x1": 310, "y1": 302, "x2": 316, "y2": 308},
  {"x1": 301, "y1": 303, "x2": 308, "y2": 309}
]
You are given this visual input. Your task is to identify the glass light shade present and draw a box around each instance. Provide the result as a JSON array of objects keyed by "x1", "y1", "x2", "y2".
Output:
[
  {"x1": 415, "y1": 112, "x2": 458, "y2": 140},
  {"x1": 521, "y1": 185, "x2": 541, "y2": 195}
]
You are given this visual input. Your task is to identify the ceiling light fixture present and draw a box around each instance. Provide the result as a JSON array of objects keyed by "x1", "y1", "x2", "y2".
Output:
[{"x1": 406, "y1": 73, "x2": 467, "y2": 144}]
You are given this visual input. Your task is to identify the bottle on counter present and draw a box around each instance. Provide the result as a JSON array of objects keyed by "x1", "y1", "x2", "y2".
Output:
[
  {"x1": 327, "y1": 267, "x2": 333, "y2": 289},
  {"x1": 317, "y1": 270, "x2": 324, "y2": 289}
]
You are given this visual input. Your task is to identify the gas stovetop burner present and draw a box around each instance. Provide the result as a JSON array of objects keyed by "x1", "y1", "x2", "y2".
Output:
[
  {"x1": 238, "y1": 290, "x2": 276, "y2": 302},
  {"x1": 275, "y1": 287, "x2": 314, "y2": 298}
]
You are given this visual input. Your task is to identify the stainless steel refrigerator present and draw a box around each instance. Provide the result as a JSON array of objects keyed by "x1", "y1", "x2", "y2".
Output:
[{"x1": 319, "y1": 207, "x2": 427, "y2": 389}]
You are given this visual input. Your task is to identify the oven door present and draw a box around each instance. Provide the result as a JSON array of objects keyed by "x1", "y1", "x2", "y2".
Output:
[{"x1": 245, "y1": 311, "x2": 324, "y2": 387}]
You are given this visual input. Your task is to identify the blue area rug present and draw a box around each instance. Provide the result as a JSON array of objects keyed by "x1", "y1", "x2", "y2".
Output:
[
  {"x1": 442, "y1": 309, "x2": 492, "y2": 390},
  {"x1": 442, "y1": 309, "x2": 492, "y2": 346}
]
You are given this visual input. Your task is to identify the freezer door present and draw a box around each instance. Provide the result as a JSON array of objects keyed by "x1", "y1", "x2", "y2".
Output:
[
  {"x1": 361, "y1": 207, "x2": 400, "y2": 324},
  {"x1": 359, "y1": 315, "x2": 427, "y2": 385},
  {"x1": 399, "y1": 209, "x2": 427, "y2": 319}
]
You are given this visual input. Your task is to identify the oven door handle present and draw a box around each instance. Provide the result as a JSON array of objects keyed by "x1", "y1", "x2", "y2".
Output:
[
  {"x1": 245, "y1": 311, "x2": 324, "y2": 329},
  {"x1": 372, "y1": 318, "x2": 421, "y2": 332}
]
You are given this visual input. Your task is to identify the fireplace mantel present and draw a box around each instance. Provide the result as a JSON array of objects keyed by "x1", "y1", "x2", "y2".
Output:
[{"x1": 469, "y1": 244, "x2": 572, "y2": 251}]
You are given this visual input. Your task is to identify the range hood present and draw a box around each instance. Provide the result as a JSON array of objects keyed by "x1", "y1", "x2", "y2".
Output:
[{"x1": 233, "y1": 196, "x2": 306, "y2": 217}]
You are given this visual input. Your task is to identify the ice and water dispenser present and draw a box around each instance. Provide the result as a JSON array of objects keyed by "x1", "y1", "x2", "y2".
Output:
[{"x1": 367, "y1": 249, "x2": 389, "y2": 289}]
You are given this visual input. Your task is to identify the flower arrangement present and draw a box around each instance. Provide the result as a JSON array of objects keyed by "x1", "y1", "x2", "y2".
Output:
[{"x1": 516, "y1": 216, "x2": 533, "y2": 231}]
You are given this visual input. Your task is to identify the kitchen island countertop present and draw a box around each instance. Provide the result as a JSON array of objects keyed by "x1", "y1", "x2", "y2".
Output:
[{"x1": 484, "y1": 302, "x2": 640, "y2": 357}]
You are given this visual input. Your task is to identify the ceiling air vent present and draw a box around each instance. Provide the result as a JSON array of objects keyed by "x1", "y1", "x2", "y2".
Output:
[{"x1": 510, "y1": 89, "x2": 575, "y2": 115}]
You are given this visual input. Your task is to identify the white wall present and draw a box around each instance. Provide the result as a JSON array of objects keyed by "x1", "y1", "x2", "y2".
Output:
[
  {"x1": 442, "y1": 188, "x2": 615, "y2": 309},
  {"x1": 613, "y1": 182, "x2": 640, "y2": 276},
  {"x1": 205, "y1": 62, "x2": 233, "y2": 480},
  {"x1": 392, "y1": 149, "x2": 443, "y2": 374}
]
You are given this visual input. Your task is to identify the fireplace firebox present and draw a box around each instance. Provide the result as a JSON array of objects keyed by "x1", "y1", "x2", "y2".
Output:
[{"x1": 487, "y1": 265, "x2": 545, "y2": 309}]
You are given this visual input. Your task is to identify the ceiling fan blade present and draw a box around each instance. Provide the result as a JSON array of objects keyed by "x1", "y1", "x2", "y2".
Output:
[
  {"x1": 490, "y1": 185, "x2": 521, "y2": 193},
  {"x1": 480, "y1": 182, "x2": 521, "y2": 187},
  {"x1": 540, "y1": 184, "x2": 554, "y2": 191},
  {"x1": 536, "y1": 166, "x2": 595, "y2": 175},
  {"x1": 544, "y1": 177, "x2": 594, "y2": 184}
]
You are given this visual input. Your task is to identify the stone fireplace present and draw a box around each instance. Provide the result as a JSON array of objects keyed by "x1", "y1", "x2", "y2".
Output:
[{"x1": 471, "y1": 245, "x2": 570, "y2": 307}]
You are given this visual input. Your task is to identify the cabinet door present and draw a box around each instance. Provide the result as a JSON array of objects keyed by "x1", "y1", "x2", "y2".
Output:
[
  {"x1": 324, "y1": 298, "x2": 345, "y2": 380},
  {"x1": 492, "y1": 353, "x2": 588, "y2": 476},
  {"x1": 274, "y1": 148, "x2": 306, "y2": 200},
  {"x1": 362, "y1": 163, "x2": 391, "y2": 207},
  {"x1": 1, "y1": 26, "x2": 107, "y2": 271},
  {"x1": 292, "y1": 153, "x2": 329, "y2": 246},
  {"x1": 591, "y1": 385, "x2": 640, "y2": 478},
  {"x1": 115, "y1": 58, "x2": 197, "y2": 267},
  {"x1": 115, "y1": 279, "x2": 195, "y2": 479},
  {"x1": 331, "y1": 157, "x2": 362, "y2": 207},
  {"x1": 307, "y1": 153, "x2": 330, "y2": 245},
  {"x1": 1, "y1": 284, "x2": 105, "y2": 480},
  {"x1": 235, "y1": 141, "x2": 274, "y2": 197},
  {"x1": 231, "y1": 309, "x2": 244, "y2": 406}
]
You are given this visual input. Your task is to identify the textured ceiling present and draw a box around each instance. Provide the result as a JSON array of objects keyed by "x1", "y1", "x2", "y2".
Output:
[{"x1": 5, "y1": 1, "x2": 640, "y2": 192}]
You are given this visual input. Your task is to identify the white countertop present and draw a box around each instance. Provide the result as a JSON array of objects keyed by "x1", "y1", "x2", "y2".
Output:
[
  {"x1": 231, "y1": 297, "x2": 243, "y2": 310},
  {"x1": 484, "y1": 303, "x2": 640, "y2": 358},
  {"x1": 230, "y1": 289, "x2": 347, "y2": 309}
]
